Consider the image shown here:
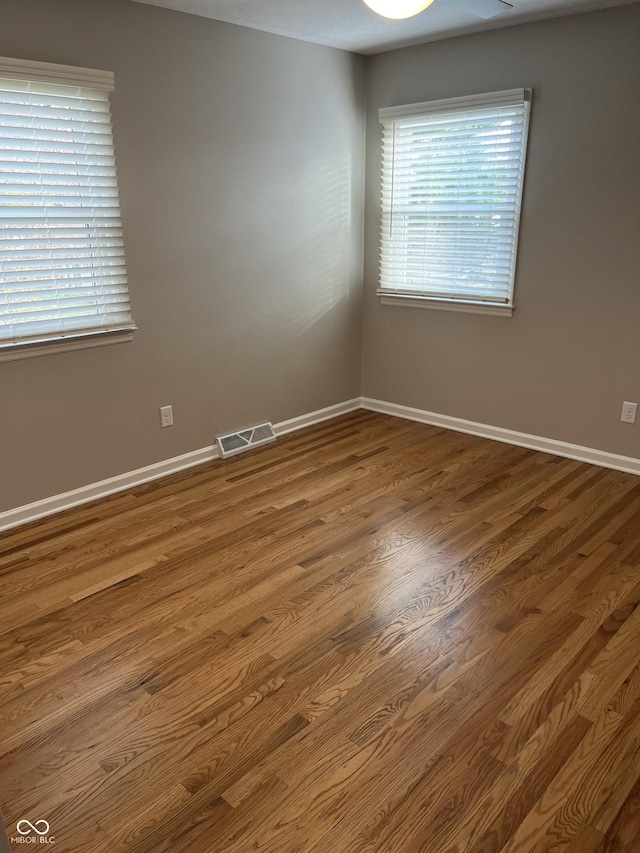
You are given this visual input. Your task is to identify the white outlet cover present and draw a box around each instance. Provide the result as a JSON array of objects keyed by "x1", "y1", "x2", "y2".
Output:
[
  {"x1": 621, "y1": 402, "x2": 637, "y2": 424},
  {"x1": 160, "y1": 405, "x2": 173, "y2": 427}
]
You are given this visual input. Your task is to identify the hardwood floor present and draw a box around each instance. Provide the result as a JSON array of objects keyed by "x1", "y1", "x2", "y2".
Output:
[{"x1": 1, "y1": 411, "x2": 640, "y2": 852}]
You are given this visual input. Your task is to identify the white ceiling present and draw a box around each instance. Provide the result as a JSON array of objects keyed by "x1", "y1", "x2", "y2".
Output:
[{"x1": 131, "y1": 0, "x2": 634, "y2": 53}]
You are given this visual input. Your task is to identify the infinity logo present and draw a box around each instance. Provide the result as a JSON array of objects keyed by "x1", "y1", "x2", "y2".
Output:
[{"x1": 16, "y1": 820, "x2": 50, "y2": 836}]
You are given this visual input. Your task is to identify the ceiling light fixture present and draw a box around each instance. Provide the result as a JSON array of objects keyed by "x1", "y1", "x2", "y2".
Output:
[{"x1": 362, "y1": 0, "x2": 436, "y2": 19}]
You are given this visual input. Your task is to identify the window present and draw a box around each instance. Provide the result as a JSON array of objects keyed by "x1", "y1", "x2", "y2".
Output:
[
  {"x1": 0, "y1": 57, "x2": 135, "y2": 360},
  {"x1": 378, "y1": 89, "x2": 531, "y2": 315}
]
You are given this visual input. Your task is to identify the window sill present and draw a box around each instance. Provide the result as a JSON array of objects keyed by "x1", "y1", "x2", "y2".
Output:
[
  {"x1": 377, "y1": 291, "x2": 513, "y2": 317},
  {"x1": 0, "y1": 328, "x2": 136, "y2": 363}
]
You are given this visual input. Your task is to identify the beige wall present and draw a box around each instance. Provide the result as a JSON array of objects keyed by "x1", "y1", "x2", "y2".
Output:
[
  {"x1": 362, "y1": 5, "x2": 640, "y2": 458},
  {"x1": 2, "y1": 1, "x2": 640, "y2": 515},
  {"x1": 0, "y1": 0, "x2": 365, "y2": 511}
]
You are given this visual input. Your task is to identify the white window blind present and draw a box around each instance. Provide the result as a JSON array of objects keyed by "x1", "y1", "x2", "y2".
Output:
[
  {"x1": 378, "y1": 89, "x2": 531, "y2": 308},
  {"x1": 0, "y1": 57, "x2": 135, "y2": 352}
]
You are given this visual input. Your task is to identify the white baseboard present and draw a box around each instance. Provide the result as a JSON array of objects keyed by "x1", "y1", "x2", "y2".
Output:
[
  {"x1": 361, "y1": 397, "x2": 640, "y2": 477},
  {"x1": 0, "y1": 446, "x2": 219, "y2": 534},
  {"x1": 274, "y1": 398, "x2": 361, "y2": 436},
  {"x1": 4, "y1": 394, "x2": 637, "y2": 534},
  {"x1": 0, "y1": 398, "x2": 361, "y2": 533}
]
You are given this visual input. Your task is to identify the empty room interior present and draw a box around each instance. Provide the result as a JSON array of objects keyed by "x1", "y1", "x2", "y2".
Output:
[{"x1": 1, "y1": 0, "x2": 640, "y2": 849}]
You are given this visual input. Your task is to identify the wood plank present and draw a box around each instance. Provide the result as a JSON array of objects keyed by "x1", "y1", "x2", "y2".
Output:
[{"x1": 0, "y1": 412, "x2": 639, "y2": 852}]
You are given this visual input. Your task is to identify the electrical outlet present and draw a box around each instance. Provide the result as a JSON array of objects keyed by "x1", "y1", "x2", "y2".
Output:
[
  {"x1": 621, "y1": 402, "x2": 637, "y2": 424},
  {"x1": 160, "y1": 405, "x2": 173, "y2": 428}
]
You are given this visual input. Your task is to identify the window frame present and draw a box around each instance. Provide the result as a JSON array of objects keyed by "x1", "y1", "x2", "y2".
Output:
[
  {"x1": 377, "y1": 88, "x2": 532, "y2": 317},
  {"x1": 0, "y1": 56, "x2": 135, "y2": 362}
]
